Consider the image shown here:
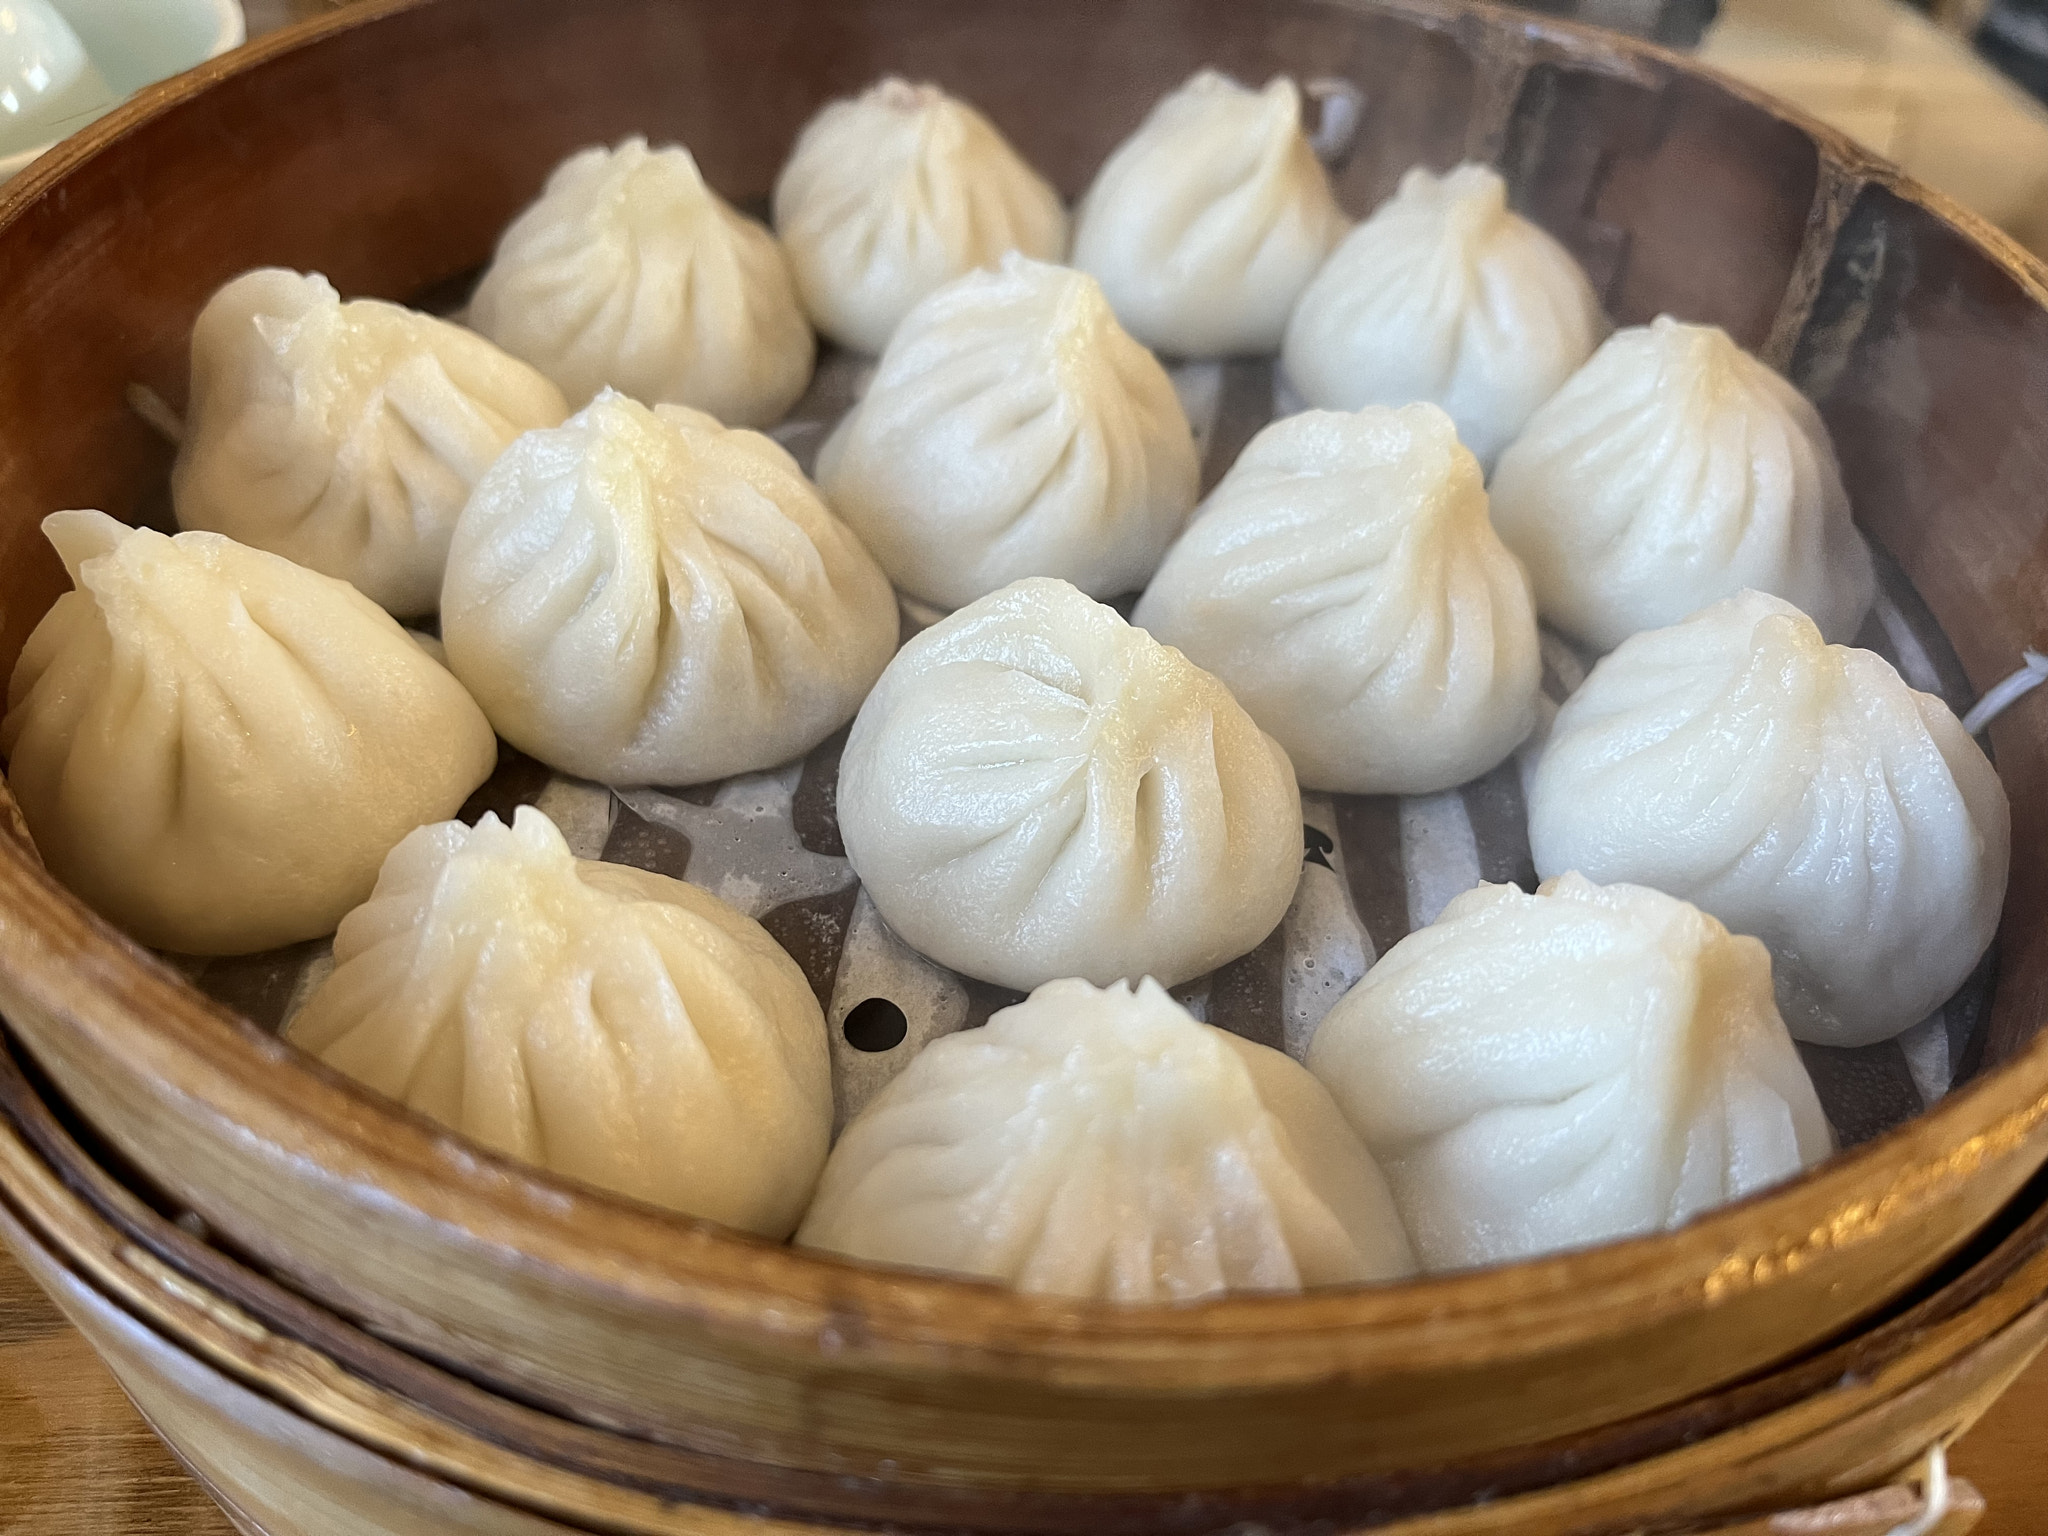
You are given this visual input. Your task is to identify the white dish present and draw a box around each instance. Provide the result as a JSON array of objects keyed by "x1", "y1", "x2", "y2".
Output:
[{"x1": 0, "y1": 0, "x2": 241, "y2": 184}]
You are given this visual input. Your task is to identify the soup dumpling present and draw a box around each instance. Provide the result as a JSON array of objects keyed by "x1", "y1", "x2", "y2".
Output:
[
  {"x1": 1071, "y1": 70, "x2": 1347, "y2": 357},
  {"x1": 1281, "y1": 163, "x2": 1605, "y2": 468},
  {"x1": 1489, "y1": 316, "x2": 1876, "y2": 652},
  {"x1": 468, "y1": 137, "x2": 814, "y2": 427},
  {"x1": 1134, "y1": 402, "x2": 1539, "y2": 795},
  {"x1": 1527, "y1": 591, "x2": 2008, "y2": 1047},
  {"x1": 1308, "y1": 874, "x2": 1831, "y2": 1272},
  {"x1": 817, "y1": 253, "x2": 1198, "y2": 610},
  {"x1": 289, "y1": 806, "x2": 832, "y2": 1236},
  {"x1": 172, "y1": 268, "x2": 569, "y2": 617},
  {"x1": 1, "y1": 511, "x2": 496, "y2": 954},
  {"x1": 773, "y1": 78, "x2": 1067, "y2": 354},
  {"x1": 799, "y1": 976, "x2": 1416, "y2": 1299},
  {"x1": 836, "y1": 577, "x2": 1302, "y2": 992},
  {"x1": 440, "y1": 391, "x2": 897, "y2": 786}
]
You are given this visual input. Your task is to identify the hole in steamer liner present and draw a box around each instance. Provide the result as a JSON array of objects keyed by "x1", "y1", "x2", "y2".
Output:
[{"x1": 843, "y1": 997, "x2": 909, "y2": 1053}]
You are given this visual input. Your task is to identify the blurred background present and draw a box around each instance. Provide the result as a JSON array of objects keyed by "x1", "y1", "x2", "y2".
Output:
[
  {"x1": 10, "y1": 0, "x2": 2048, "y2": 257},
  {"x1": 1516, "y1": 0, "x2": 2048, "y2": 256}
]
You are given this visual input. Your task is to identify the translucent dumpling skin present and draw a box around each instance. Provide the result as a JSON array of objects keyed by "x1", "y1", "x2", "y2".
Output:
[
  {"x1": 172, "y1": 268, "x2": 569, "y2": 618},
  {"x1": 1489, "y1": 317, "x2": 1876, "y2": 652},
  {"x1": 1527, "y1": 592, "x2": 2009, "y2": 1046},
  {"x1": 1072, "y1": 70, "x2": 1348, "y2": 357},
  {"x1": 1281, "y1": 163, "x2": 1606, "y2": 468},
  {"x1": 288, "y1": 808, "x2": 832, "y2": 1236},
  {"x1": 836, "y1": 578, "x2": 1303, "y2": 992},
  {"x1": 1, "y1": 511, "x2": 497, "y2": 954},
  {"x1": 1308, "y1": 874, "x2": 1831, "y2": 1271},
  {"x1": 798, "y1": 977, "x2": 1416, "y2": 1299},
  {"x1": 773, "y1": 78, "x2": 1067, "y2": 354},
  {"x1": 817, "y1": 253, "x2": 1199, "y2": 611},
  {"x1": 468, "y1": 137, "x2": 814, "y2": 427},
  {"x1": 440, "y1": 391, "x2": 898, "y2": 786},
  {"x1": 1134, "y1": 402, "x2": 1539, "y2": 795}
]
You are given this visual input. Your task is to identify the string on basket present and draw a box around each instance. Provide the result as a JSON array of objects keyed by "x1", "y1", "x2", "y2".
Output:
[
  {"x1": 1961, "y1": 650, "x2": 2048, "y2": 737},
  {"x1": 1882, "y1": 1441, "x2": 1951, "y2": 1536}
]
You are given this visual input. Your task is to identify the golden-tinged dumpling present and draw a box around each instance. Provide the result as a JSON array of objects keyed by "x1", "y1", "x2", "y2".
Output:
[
  {"x1": 173, "y1": 268, "x2": 568, "y2": 617},
  {"x1": 290, "y1": 807, "x2": 832, "y2": 1236},
  {"x1": 2, "y1": 511, "x2": 496, "y2": 954}
]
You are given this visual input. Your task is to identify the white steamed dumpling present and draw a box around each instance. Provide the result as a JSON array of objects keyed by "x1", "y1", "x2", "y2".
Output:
[
  {"x1": 1134, "y1": 402, "x2": 1539, "y2": 795},
  {"x1": 1, "y1": 511, "x2": 497, "y2": 954},
  {"x1": 1490, "y1": 316, "x2": 1877, "y2": 652},
  {"x1": 837, "y1": 577, "x2": 1302, "y2": 992},
  {"x1": 1281, "y1": 163, "x2": 1606, "y2": 468},
  {"x1": 171, "y1": 269, "x2": 569, "y2": 617},
  {"x1": 817, "y1": 253, "x2": 1198, "y2": 611},
  {"x1": 288, "y1": 807, "x2": 831, "y2": 1236},
  {"x1": 468, "y1": 137, "x2": 814, "y2": 427},
  {"x1": 1308, "y1": 874, "x2": 1831, "y2": 1272},
  {"x1": 1071, "y1": 70, "x2": 1348, "y2": 357},
  {"x1": 1527, "y1": 591, "x2": 2009, "y2": 1047},
  {"x1": 772, "y1": 78, "x2": 1068, "y2": 354},
  {"x1": 440, "y1": 391, "x2": 897, "y2": 786},
  {"x1": 798, "y1": 977, "x2": 1416, "y2": 1299}
]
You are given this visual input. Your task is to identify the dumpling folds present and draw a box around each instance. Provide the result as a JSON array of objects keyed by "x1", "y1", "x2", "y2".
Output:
[
  {"x1": 773, "y1": 78, "x2": 1067, "y2": 354},
  {"x1": 1282, "y1": 163, "x2": 1606, "y2": 468},
  {"x1": 468, "y1": 137, "x2": 814, "y2": 428},
  {"x1": 1, "y1": 511, "x2": 497, "y2": 954},
  {"x1": 171, "y1": 268, "x2": 569, "y2": 617},
  {"x1": 1527, "y1": 591, "x2": 2009, "y2": 1047},
  {"x1": 441, "y1": 390, "x2": 897, "y2": 786},
  {"x1": 817, "y1": 253, "x2": 1199, "y2": 611},
  {"x1": 1072, "y1": 70, "x2": 1347, "y2": 357},
  {"x1": 837, "y1": 577, "x2": 1302, "y2": 992},
  {"x1": 799, "y1": 977, "x2": 1416, "y2": 1299},
  {"x1": 1490, "y1": 316, "x2": 1876, "y2": 652},
  {"x1": 1135, "y1": 403, "x2": 1539, "y2": 795},
  {"x1": 1309, "y1": 874, "x2": 1831, "y2": 1272},
  {"x1": 288, "y1": 807, "x2": 831, "y2": 1236}
]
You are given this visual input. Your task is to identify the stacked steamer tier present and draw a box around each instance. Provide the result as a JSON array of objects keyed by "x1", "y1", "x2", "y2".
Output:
[
  {"x1": 5, "y1": 1029, "x2": 2044, "y2": 1533},
  {"x1": 0, "y1": 0, "x2": 2046, "y2": 1530}
]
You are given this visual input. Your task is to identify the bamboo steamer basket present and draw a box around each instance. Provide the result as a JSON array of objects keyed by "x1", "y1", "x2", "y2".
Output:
[
  {"x1": 0, "y1": 1027, "x2": 2033, "y2": 1536},
  {"x1": 0, "y1": 0, "x2": 2047, "y2": 1525}
]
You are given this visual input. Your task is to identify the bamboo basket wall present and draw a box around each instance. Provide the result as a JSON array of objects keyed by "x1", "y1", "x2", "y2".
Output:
[{"x1": 0, "y1": 0, "x2": 2045, "y2": 1528}]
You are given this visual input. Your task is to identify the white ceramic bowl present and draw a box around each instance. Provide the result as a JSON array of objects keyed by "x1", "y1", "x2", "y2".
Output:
[{"x1": 0, "y1": 0, "x2": 242, "y2": 183}]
